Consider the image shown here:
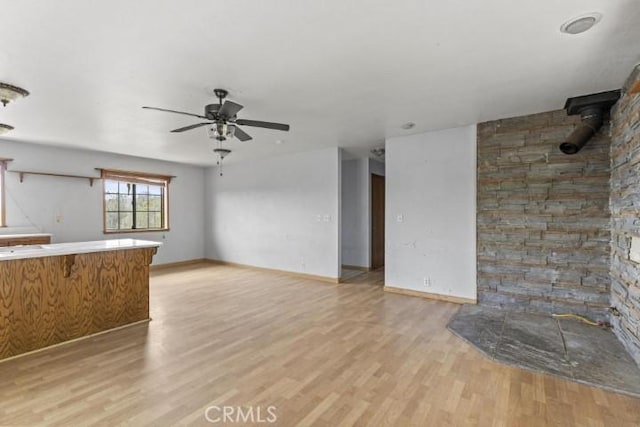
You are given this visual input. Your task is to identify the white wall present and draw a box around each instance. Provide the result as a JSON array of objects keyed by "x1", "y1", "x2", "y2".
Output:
[
  {"x1": 340, "y1": 157, "x2": 385, "y2": 269},
  {"x1": 0, "y1": 140, "x2": 205, "y2": 265},
  {"x1": 385, "y1": 126, "x2": 476, "y2": 300},
  {"x1": 205, "y1": 147, "x2": 341, "y2": 279}
]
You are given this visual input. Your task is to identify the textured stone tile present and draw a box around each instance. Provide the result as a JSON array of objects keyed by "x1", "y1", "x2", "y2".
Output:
[
  {"x1": 610, "y1": 72, "x2": 640, "y2": 367},
  {"x1": 567, "y1": 336, "x2": 640, "y2": 395},
  {"x1": 448, "y1": 306, "x2": 640, "y2": 397},
  {"x1": 559, "y1": 318, "x2": 640, "y2": 395},
  {"x1": 495, "y1": 312, "x2": 573, "y2": 378},
  {"x1": 447, "y1": 305, "x2": 506, "y2": 357},
  {"x1": 477, "y1": 109, "x2": 611, "y2": 316}
]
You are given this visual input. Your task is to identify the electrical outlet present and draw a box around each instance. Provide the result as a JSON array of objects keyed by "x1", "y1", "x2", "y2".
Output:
[
  {"x1": 397, "y1": 214, "x2": 404, "y2": 223},
  {"x1": 323, "y1": 214, "x2": 331, "y2": 222},
  {"x1": 423, "y1": 277, "x2": 431, "y2": 287}
]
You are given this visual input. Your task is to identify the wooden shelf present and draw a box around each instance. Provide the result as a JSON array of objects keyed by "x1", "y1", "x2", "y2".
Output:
[{"x1": 9, "y1": 170, "x2": 101, "y2": 187}]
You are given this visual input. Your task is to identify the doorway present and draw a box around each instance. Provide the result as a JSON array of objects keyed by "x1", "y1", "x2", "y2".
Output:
[{"x1": 370, "y1": 174, "x2": 385, "y2": 269}]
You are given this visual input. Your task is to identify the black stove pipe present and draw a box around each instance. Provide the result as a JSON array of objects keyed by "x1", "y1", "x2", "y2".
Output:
[{"x1": 559, "y1": 106, "x2": 604, "y2": 155}]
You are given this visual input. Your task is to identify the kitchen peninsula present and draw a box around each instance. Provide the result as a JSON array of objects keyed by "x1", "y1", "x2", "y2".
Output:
[{"x1": 0, "y1": 239, "x2": 161, "y2": 361}]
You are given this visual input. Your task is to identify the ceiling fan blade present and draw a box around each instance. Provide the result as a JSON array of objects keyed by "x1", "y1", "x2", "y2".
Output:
[
  {"x1": 233, "y1": 126, "x2": 252, "y2": 142},
  {"x1": 235, "y1": 119, "x2": 290, "y2": 131},
  {"x1": 170, "y1": 122, "x2": 211, "y2": 133},
  {"x1": 218, "y1": 100, "x2": 244, "y2": 119},
  {"x1": 142, "y1": 106, "x2": 206, "y2": 119}
]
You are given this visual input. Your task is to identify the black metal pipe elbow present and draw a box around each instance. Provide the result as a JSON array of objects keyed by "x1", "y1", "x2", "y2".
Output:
[{"x1": 559, "y1": 106, "x2": 604, "y2": 155}]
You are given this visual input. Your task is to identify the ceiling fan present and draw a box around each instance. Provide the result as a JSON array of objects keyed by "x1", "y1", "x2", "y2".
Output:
[{"x1": 142, "y1": 89, "x2": 290, "y2": 142}]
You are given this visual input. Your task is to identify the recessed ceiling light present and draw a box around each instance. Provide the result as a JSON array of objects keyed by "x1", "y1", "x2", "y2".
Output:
[
  {"x1": 560, "y1": 13, "x2": 602, "y2": 35},
  {"x1": 401, "y1": 122, "x2": 415, "y2": 130}
]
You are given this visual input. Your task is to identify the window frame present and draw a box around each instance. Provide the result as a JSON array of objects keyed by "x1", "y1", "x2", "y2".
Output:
[{"x1": 100, "y1": 168, "x2": 173, "y2": 234}]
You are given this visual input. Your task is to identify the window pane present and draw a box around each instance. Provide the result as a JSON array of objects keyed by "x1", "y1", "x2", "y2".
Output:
[
  {"x1": 119, "y1": 181, "x2": 132, "y2": 193},
  {"x1": 106, "y1": 212, "x2": 119, "y2": 230},
  {"x1": 118, "y1": 195, "x2": 133, "y2": 211},
  {"x1": 149, "y1": 212, "x2": 162, "y2": 228},
  {"x1": 104, "y1": 180, "x2": 119, "y2": 193},
  {"x1": 148, "y1": 184, "x2": 163, "y2": 195},
  {"x1": 105, "y1": 194, "x2": 119, "y2": 211},
  {"x1": 136, "y1": 213, "x2": 149, "y2": 229},
  {"x1": 103, "y1": 175, "x2": 168, "y2": 232},
  {"x1": 148, "y1": 195, "x2": 162, "y2": 211},
  {"x1": 119, "y1": 212, "x2": 133, "y2": 229},
  {"x1": 135, "y1": 194, "x2": 149, "y2": 211}
]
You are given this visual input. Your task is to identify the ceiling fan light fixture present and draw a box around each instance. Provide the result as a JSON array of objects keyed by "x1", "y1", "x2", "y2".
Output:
[
  {"x1": 0, "y1": 123, "x2": 14, "y2": 135},
  {"x1": 208, "y1": 122, "x2": 236, "y2": 141},
  {"x1": 0, "y1": 82, "x2": 30, "y2": 107}
]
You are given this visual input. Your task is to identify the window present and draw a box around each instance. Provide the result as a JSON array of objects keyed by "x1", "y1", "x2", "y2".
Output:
[
  {"x1": 100, "y1": 169, "x2": 172, "y2": 233},
  {"x1": 0, "y1": 159, "x2": 6, "y2": 227}
]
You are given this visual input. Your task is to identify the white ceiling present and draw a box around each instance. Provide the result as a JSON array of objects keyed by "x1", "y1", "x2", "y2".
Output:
[{"x1": 0, "y1": 0, "x2": 638, "y2": 166}]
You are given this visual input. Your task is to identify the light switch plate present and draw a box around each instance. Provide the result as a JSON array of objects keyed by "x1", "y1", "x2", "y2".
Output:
[
  {"x1": 630, "y1": 236, "x2": 640, "y2": 263},
  {"x1": 396, "y1": 214, "x2": 404, "y2": 223}
]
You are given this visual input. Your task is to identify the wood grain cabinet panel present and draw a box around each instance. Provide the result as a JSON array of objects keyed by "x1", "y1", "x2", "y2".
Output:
[
  {"x1": 0, "y1": 247, "x2": 156, "y2": 360},
  {"x1": 0, "y1": 235, "x2": 52, "y2": 246}
]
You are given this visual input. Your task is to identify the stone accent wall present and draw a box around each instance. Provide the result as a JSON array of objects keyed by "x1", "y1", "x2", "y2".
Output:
[
  {"x1": 477, "y1": 111, "x2": 611, "y2": 319},
  {"x1": 610, "y1": 67, "x2": 640, "y2": 365}
]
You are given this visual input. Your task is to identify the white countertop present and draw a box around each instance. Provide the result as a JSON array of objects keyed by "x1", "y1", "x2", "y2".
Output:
[{"x1": 0, "y1": 239, "x2": 162, "y2": 261}]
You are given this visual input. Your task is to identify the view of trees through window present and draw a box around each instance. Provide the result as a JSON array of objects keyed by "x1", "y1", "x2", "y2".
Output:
[{"x1": 104, "y1": 179, "x2": 165, "y2": 231}]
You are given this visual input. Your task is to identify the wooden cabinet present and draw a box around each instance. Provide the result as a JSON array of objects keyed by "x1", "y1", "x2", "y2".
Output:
[
  {"x1": 0, "y1": 245, "x2": 157, "y2": 360},
  {"x1": 0, "y1": 235, "x2": 51, "y2": 247}
]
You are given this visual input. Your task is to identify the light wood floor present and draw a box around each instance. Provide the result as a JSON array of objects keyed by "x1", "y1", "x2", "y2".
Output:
[{"x1": 0, "y1": 263, "x2": 639, "y2": 426}]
